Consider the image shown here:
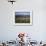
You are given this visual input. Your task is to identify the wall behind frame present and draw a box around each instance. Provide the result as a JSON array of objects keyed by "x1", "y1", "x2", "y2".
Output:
[{"x1": 0, "y1": 0, "x2": 46, "y2": 41}]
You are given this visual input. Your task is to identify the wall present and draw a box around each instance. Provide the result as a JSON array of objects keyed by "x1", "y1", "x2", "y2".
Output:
[{"x1": 0, "y1": 0, "x2": 46, "y2": 42}]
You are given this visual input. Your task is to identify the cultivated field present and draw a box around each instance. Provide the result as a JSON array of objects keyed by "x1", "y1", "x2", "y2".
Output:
[{"x1": 15, "y1": 15, "x2": 30, "y2": 23}]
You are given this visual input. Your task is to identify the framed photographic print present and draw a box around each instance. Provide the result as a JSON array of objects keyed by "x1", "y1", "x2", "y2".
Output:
[{"x1": 14, "y1": 10, "x2": 33, "y2": 26}]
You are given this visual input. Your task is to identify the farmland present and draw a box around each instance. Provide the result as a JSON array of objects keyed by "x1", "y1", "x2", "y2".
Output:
[{"x1": 15, "y1": 15, "x2": 30, "y2": 23}]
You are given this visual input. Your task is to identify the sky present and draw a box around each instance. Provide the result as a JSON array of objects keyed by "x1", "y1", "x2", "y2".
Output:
[{"x1": 15, "y1": 12, "x2": 30, "y2": 16}]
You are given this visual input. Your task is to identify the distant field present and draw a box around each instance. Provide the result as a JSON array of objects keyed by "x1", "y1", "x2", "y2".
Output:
[{"x1": 15, "y1": 15, "x2": 30, "y2": 23}]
